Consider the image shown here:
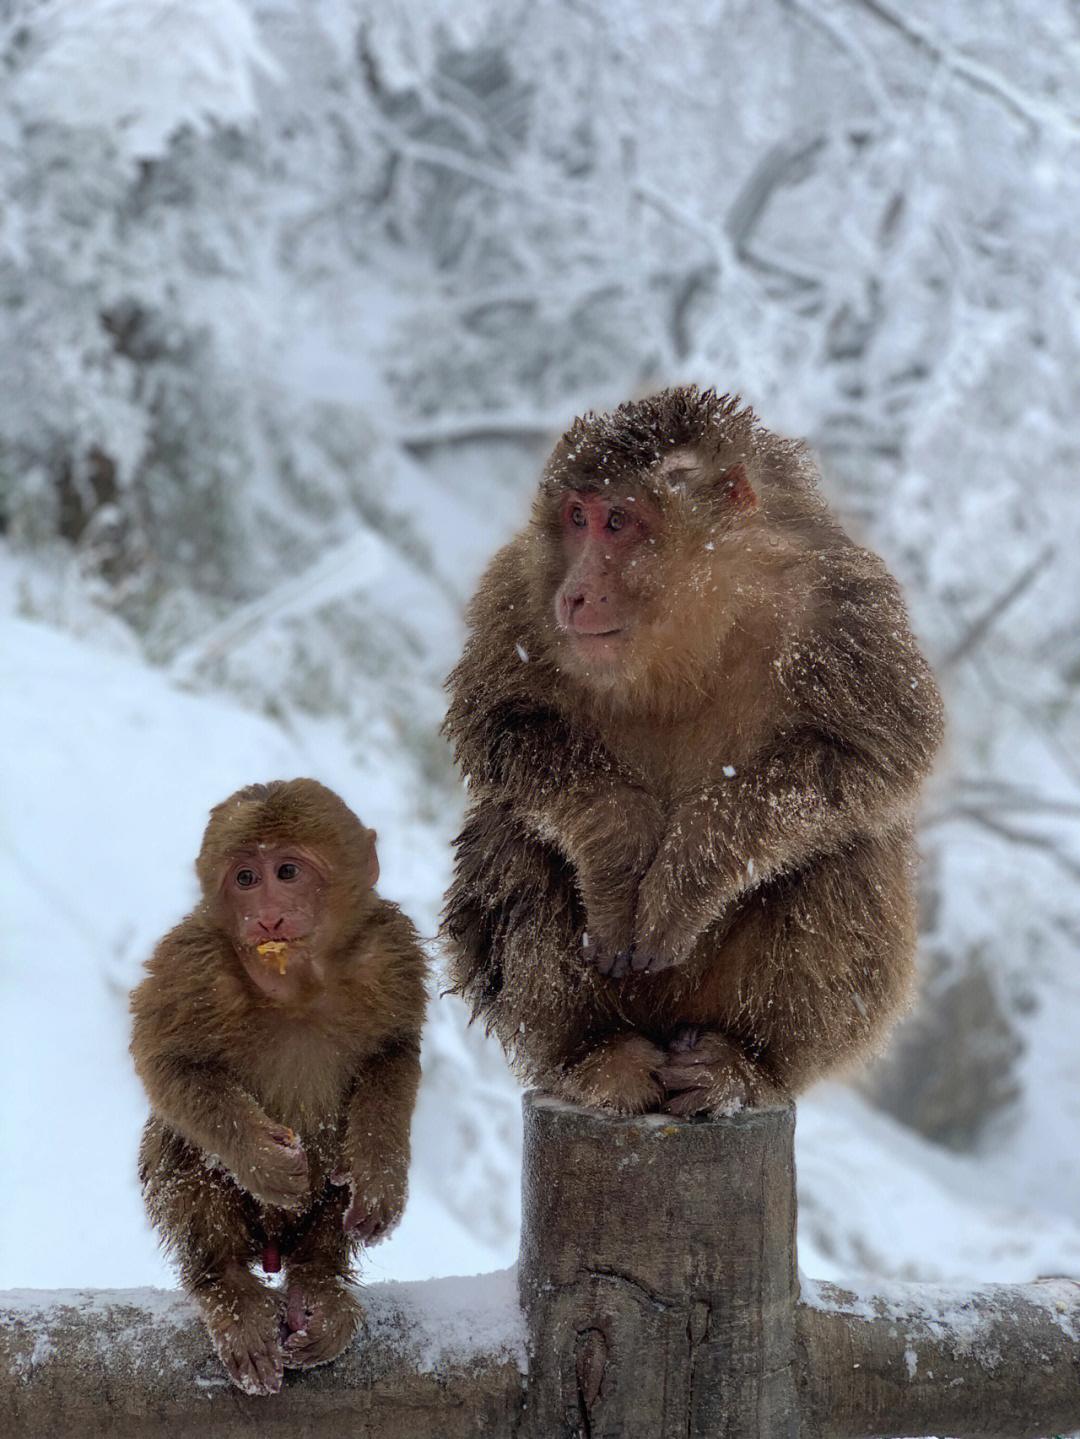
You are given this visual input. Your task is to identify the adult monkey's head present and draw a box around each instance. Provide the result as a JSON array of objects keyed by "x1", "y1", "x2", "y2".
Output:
[{"x1": 527, "y1": 387, "x2": 822, "y2": 706}]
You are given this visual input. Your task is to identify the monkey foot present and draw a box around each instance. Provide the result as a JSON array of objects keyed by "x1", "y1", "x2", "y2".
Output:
[
  {"x1": 657, "y1": 1027, "x2": 782, "y2": 1117},
  {"x1": 202, "y1": 1273, "x2": 286, "y2": 1396},
  {"x1": 562, "y1": 1033, "x2": 666, "y2": 1114},
  {"x1": 282, "y1": 1273, "x2": 363, "y2": 1370}
]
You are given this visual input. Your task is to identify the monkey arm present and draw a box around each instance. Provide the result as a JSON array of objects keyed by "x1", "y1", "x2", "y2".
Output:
[
  {"x1": 448, "y1": 676, "x2": 664, "y2": 961},
  {"x1": 334, "y1": 1039, "x2": 422, "y2": 1244},
  {"x1": 635, "y1": 589, "x2": 944, "y2": 971},
  {"x1": 132, "y1": 1046, "x2": 269, "y2": 1157},
  {"x1": 133, "y1": 1049, "x2": 309, "y2": 1209}
]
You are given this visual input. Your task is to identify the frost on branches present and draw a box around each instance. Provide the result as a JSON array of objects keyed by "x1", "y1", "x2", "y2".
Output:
[{"x1": 2, "y1": 0, "x2": 1080, "y2": 1282}]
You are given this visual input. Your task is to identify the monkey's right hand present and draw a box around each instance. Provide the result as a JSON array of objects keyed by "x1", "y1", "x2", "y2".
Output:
[
  {"x1": 578, "y1": 872, "x2": 639, "y2": 977},
  {"x1": 559, "y1": 787, "x2": 664, "y2": 976},
  {"x1": 233, "y1": 1122, "x2": 310, "y2": 1211}
]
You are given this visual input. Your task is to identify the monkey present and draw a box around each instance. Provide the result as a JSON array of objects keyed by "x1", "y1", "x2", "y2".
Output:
[
  {"x1": 442, "y1": 386, "x2": 943, "y2": 1119},
  {"x1": 130, "y1": 779, "x2": 427, "y2": 1395}
]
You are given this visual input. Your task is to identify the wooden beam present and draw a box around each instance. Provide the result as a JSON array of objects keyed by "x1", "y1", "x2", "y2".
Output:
[
  {"x1": 798, "y1": 1273, "x2": 1080, "y2": 1439},
  {"x1": 0, "y1": 1272, "x2": 525, "y2": 1438}
]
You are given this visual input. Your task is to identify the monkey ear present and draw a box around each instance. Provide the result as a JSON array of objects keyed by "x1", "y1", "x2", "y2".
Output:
[
  {"x1": 365, "y1": 829, "x2": 380, "y2": 889},
  {"x1": 718, "y1": 463, "x2": 758, "y2": 515}
]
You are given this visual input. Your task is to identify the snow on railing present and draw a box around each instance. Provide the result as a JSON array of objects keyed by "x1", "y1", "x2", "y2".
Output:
[{"x1": 3, "y1": 1093, "x2": 1079, "y2": 1437}]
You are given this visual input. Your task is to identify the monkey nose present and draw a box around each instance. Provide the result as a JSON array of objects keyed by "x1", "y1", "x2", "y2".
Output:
[{"x1": 257, "y1": 917, "x2": 285, "y2": 934}]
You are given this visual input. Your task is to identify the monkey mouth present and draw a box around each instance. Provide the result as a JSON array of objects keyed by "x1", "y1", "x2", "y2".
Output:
[{"x1": 569, "y1": 626, "x2": 624, "y2": 640}]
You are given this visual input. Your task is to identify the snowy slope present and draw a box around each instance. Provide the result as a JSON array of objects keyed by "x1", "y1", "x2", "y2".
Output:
[
  {"x1": 5, "y1": 606, "x2": 1080, "y2": 1293},
  {"x1": 0, "y1": 611, "x2": 515, "y2": 1287}
]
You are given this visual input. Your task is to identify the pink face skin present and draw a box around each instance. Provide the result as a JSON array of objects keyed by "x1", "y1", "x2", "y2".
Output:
[
  {"x1": 223, "y1": 844, "x2": 328, "y2": 949},
  {"x1": 553, "y1": 491, "x2": 658, "y2": 662}
]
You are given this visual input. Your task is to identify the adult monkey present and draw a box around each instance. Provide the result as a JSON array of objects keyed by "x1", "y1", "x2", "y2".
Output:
[{"x1": 442, "y1": 387, "x2": 943, "y2": 1117}]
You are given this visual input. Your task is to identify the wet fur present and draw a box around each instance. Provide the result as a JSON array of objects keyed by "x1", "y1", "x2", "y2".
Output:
[
  {"x1": 442, "y1": 387, "x2": 943, "y2": 1113},
  {"x1": 130, "y1": 779, "x2": 427, "y2": 1388}
]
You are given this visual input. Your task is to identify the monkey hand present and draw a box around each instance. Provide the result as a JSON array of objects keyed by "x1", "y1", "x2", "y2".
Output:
[
  {"x1": 578, "y1": 891, "x2": 638, "y2": 978},
  {"x1": 656, "y1": 1027, "x2": 783, "y2": 1117},
  {"x1": 567, "y1": 788, "x2": 665, "y2": 976},
  {"x1": 629, "y1": 846, "x2": 733, "y2": 974},
  {"x1": 234, "y1": 1122, "x2": 310, "y2": 1211},
  {"x1": 626, "y1": 876, "x2": 699, "y2": 974},
  {"x1": 330, "y1": 1165, "x2": 406, "y2": 1246}
]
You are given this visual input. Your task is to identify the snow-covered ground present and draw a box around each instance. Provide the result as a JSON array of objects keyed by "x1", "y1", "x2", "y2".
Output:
[{"x1": 5, "y1": 604, "x2": 1080, "y2": 1294}]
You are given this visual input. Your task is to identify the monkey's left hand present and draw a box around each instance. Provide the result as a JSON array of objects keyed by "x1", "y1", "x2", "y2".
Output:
[
  {"x1": 330, "y1": 1166, "x2": 406, "y2": 1246},
  {"x1": 629, "y1": 861, "x2": 717, "y2": 974},
  {"x1": 629, "y1": 803, "x2": 741, "y2": 973}
]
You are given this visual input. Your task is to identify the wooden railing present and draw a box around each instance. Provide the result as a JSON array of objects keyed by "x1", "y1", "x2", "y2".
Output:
[{"x1": 3, "y1": 1093, "x2": 1079, "y2": 1437}]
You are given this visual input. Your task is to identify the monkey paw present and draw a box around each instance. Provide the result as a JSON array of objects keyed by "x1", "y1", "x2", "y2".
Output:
[
  {"x1": 578, "y1": 892, "x2": 640, "y2": 977},
  {"x1": 282, "y1": 1272, "x2": 364, "y2": 1370},
  {"x1": 581, "y1": 928, "x2": 636, "y2": 978},
  {"x1": 204, "y1": 1278, "x2": 286, "y2": 1396},
  {"x1": 239, "y1": 1123, "x2": 310, "y2": 1211},
  {"x1": 330, "y1": 1168, "x2": 405, "y2": 1246},
  {"x1": 656, "y1": 1027, "x2": 783, "y2": 1117},
  {"x1": 631, "y1": 883, "x2": 698, "y2": 974},
  {"x1": 561, "y1": 1033, "x2": 666, "y2": 1114}
]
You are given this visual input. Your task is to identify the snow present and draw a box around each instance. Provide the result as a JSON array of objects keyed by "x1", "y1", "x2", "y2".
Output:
[
  {"x1": 799, "y1": 1271, "x2": 1080, "y2": 1347},
  {"x1": 3, "y1": 0, "x2": 1080, "y2": 1319},
  {"x1": 0, "y1": 610, "x2": 512, "y2": 1288},
  {"x1": 4, "y1": 575, "x2": 1080, "y2": 1297},
  {"x1": 2, "y1": 1268, "x2": 527, "y2": 1376}
]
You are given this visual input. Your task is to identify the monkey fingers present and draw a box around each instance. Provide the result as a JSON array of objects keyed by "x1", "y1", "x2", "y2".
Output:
[
  {"x1": 581, "y1": 933, "x2": 634, "y2": 978},
  {"x1": 282, "y1": 1273, "x2": 363, "y2": 1370},
  {"x1": 330, "y1": 1169, "x2": 404, "y2": 1245},
  {"x1": 559, "y1": 1033, "x2": 666, "y2": 1113},
  {"x1": 657, "y1": 1030, "x2": 782, "y2": 1118},
  {"x1": 242, "y1": 1125, "x2": 310, "y2": 1211},
  {"x1": 203, "y1": 1274, "x2": 286, "y2": 1396}
]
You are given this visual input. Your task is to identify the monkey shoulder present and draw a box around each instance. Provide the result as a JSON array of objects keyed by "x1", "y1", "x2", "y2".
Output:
[
  {"x1": 453, "y1": 539, "x2": 556, "y2": 705},
  {"x1": 345, "y1": 900, "x2": 428, "y2": 1032},
  {"x1": 129, "y1": 917, "x2": 242, "y2": 1056},
  {"x1": 778, "y1": 542, "x2": 944, "y2": 761}
]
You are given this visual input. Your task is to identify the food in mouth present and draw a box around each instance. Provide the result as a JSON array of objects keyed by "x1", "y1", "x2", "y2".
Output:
[{"x1": 255, "y1": 940, "x2": 290, "y2": 975}]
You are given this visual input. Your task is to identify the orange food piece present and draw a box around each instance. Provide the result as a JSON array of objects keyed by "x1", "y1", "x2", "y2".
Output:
[{"x1": 255, "y1": 940, "x2": 289, "y2": 975}]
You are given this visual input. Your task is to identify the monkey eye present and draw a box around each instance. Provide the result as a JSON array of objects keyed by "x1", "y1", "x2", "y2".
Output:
[
  {"x1": 569, "y1": 503, "x2": 587, "y2": 528},
  {"x1": 277, "y1": 862, "x2": 300, "y2": 882},
  {"x1": 235, "y1": 868, "x2": 259, "y2": 889},
  {"x1": 607, "y1": 509, "x2": 626, "y2": 532}
]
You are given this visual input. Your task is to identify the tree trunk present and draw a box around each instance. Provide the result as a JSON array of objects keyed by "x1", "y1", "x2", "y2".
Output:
[{"x1": 518, "y1": 1091, "x2": 800, "y2": 1437}]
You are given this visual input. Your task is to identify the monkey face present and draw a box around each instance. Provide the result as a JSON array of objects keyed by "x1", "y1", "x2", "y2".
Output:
[
  {"x1": 223, "y1": 843, "x2": 328, "y2": 951},
  {"x1": 552, "y1": 488, "x2": 664, "y2": 665},
  {"x1": 536, "y1": 462, "x2": 762, "y2": 702}
]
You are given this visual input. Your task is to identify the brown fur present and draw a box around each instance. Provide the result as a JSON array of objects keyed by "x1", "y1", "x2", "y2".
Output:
[
  {"x1": 442, "y1": 387, "x2": 943, "y2": 1115},
  {"x1": 130, "y1": 779, "x2": 427, "y2": 1393}
]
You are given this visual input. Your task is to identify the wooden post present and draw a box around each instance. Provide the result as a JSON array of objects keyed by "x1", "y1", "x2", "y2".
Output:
[{"x1": 518, "y1": 1092, "x2": 800, "y2": 1437}]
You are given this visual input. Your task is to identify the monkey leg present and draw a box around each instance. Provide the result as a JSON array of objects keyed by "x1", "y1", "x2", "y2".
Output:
[
  {"x1": 657, "y1": 1026, "x2": 785, "y2": 1117},
  {"x1": 281, "y1": 1189, "x2": 364, "y2": 1370},
  {"x1": 666, "y1": 829, "x2": 917, "y2": 1112},
  {"x1": 197, "y1": 1262, "x2": 289, "y2": 1396},
  {"x1": 553, "y1": 1032, "x2": 667, "y2": 1114},
  {"x1": 445, "y1": 799, "x2": 592, "y2": 1057},
  {"x1": 139, "y1": 1119, "x2": 264, "y2": 1280},
  {"x1": 140, "y1": 1121, "x2": 286, "y2": 1394}
]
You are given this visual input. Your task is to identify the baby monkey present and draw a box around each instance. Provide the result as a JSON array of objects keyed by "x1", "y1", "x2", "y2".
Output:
[{"x1": 130, "y1": 779, "x2": 427, "y2": 1395}]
